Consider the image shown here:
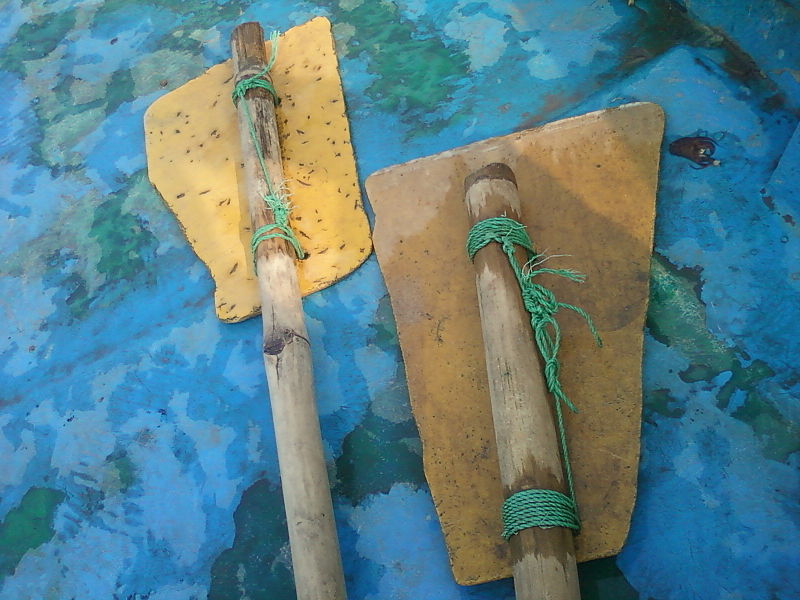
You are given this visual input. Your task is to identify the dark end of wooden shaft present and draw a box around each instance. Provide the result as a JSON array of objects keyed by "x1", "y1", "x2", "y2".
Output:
[
  {"x1": 464, "y1": 162, "x2": 518, "y2": 193},
  {"x1": 231, "y1": 22, "x2": 269, "y2": 72}
]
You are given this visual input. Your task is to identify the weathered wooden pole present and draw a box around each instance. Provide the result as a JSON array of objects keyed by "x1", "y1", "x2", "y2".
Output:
[
  {"x1": 230, "y1": 22, "x2": 347, "y2": 600},
  {"x1": 464, "y1": 163, "x2": 580, "y2": 600}
]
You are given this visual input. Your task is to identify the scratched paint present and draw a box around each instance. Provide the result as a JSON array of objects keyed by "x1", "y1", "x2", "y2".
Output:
[{"x1": 0, "y1": 0, "x2": 798, "y2": 599}]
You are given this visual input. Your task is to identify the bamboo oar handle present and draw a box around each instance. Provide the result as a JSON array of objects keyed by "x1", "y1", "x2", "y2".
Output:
[
  {"x1": 464, "y1": 163, "x2": 580, "y2": 600},
  {"x1": 231, "y1": 23, "x2": 347, "y2": 600}
]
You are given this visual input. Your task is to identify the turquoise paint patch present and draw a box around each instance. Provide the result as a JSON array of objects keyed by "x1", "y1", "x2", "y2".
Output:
[{"x1": 645, "y1": 389, "x2": 686, "y2": 421}]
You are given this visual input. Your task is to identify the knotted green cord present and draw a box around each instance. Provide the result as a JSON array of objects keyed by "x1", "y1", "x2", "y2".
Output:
[
  {"x1": 466, "y1": 216, "x2": 602, "y2": 539},
  {"x1": 231, "y1": 31, "x2": 304, "y2": 261}
]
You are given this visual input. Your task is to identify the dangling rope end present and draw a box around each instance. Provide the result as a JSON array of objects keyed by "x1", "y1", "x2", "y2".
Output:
[{"x1": 266, "y1": 30, "x2": 280, "y2": 70}]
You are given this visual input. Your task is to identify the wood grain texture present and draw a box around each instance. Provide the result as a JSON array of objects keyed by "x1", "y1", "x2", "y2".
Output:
[
  {"x1": 465, "y1": 166, "x2": 580, "y2": 600},
  {"x1": 231, "y1": 22, "x2": 346, "y2": 600},
  {"x1": 366, "y1": 103, "x2": 664, "y2": 585}
]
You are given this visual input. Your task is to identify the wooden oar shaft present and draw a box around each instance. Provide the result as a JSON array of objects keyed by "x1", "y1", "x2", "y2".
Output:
[
  {"x1": 231, "y1": 22, "x2": 346, "y2": 600},
  {"x1": 464, "y1": 163, "x2": 580, "y2": 600}
]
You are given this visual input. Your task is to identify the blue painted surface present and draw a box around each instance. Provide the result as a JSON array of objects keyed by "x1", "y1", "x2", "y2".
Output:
[{"x1": 1, "y1": 1, "x2": 798, "y2": 599}]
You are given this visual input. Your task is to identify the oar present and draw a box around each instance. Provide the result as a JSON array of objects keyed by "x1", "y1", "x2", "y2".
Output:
[
  {"x1": 465, "y1": 163, "x2": 581, "y2": 600},
  {"x1": 230, "y1": 22, "x2": 347, "y2": 600}
]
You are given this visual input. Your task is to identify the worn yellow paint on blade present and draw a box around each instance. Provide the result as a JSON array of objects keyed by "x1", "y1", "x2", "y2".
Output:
[{"x1": 144, "y1": 17, "x2": 371, "y2": 322}]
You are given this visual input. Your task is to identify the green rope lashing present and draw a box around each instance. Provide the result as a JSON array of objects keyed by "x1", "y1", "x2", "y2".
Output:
[
  {"x1": 466, "y1": 216, "x2": 601, "y2": 538},
  {"x1": 231, "y1": 31, "x2": 304, "y2": 262},
  {"x1": 501, "y1": 489, "x2": 579, "y2": 539}
]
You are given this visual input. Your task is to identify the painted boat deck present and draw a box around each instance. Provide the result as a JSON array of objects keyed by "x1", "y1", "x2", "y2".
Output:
[{"x1": 0, "y1": 1, "x2": 797, "y2": 599}]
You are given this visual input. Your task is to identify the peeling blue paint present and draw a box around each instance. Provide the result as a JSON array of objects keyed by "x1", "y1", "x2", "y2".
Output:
[{"x1": 0, "y1": 1, "x2": 798, "y2": 599}]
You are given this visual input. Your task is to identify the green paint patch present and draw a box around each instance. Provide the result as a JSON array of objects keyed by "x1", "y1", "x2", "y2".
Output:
[
  {"x1": 645, "y1": 389, "x2": 685, "y2": 421},
  {"x1": 647, "y1": 255, "x2": 774, "y2": 398},
  {"x1": 317, "y1": 0, "x2": 469, "y2": 133},
  {"x1": 333, "y1": 292, "x2": 423, "y2": 501},
  {"x1": 27, "y1": 71, "x2": 105, "y2": 169},
  {"x1": 9, "y1": 1, "x2": 239, "y2": 170},
  {"x1": 70, "y1": 72, "x2": 113, "y2": 105},
  {"x1": 578, "y1": 557, "x2": 640, "y2": 600},
  {"x1": 648, "y1": 254, "x2": 772, "y2": 388},
  {"x1": 731, "y1": 392, "x2": 800, "y2": 462},
  {"x1": 114, "y1": 454, "x2": 136, "y2": 491},
  {"x1": 334, "y1": 402, "x2": 424, "y2": 505},
  {"x1": 648, "y1": 254, "x2": 732, "y2": 376},
  {"x1": 90, "y1": 176, "x2": 158, "y2": 288},
  {"x1": 715, "y1": 359, "x2": 774, "y2": 410},
  {"x1": 208, "y1": 480, "x2": 294, "y2": 600},
  {"x1": 647, "y1": 253, "x2": 795, "y2": 463},
  {"x1": 61, "y1": 272, "x2": 92, "y2": 320},
  {"x1": 3, "y1": 171, "x2": 160, "y2": 320},
  {"x1": 0, "y1": 487, "x2": 66, "y2": 581},
  {"x1": 368, "y1": 294, "x2": 399, "y2": 350},
  {"x1": 93, "y1": 0, "x2": 247, "y2": 30},
  {"x1": 106, "y1": 449, "x2": 136, "y2": 493},
  {"x1": 104, "y1": 68, "x2": 136, "y2": 117},
  {"x1": 40, "y1": 106, "x2": 106, "y2": 167},
  {"x1": 0, "y1": 9, "x2": 77, "y2": 74},
  {"x1": 90, "y1": 0, "x2": 249, "y2": 70},
  {"x1": 39, "y1": 172, "x2": 159, "y2": 319},
  {"x1": 130, "y1": 48, "x2": 203, "y2": 97}
]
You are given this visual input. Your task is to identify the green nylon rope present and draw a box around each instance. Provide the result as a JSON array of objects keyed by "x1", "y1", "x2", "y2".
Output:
[
  {"x1": 231, "y1": 31, "x2": 304, "y2": 261},
  {"x1": 501, "y1": 489, "x2": 579, "y2": 538},
  {"x1": 466, "y1": 216, "x2": 601, "y2": 539}
]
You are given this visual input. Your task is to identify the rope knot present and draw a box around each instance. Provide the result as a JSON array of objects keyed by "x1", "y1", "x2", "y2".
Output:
[
  {"x1": 521, "y1": 284, "x2": 558, "y2": 319},
  {"x1": 544, "y1": 357, "x2": 561, "y2": 383}
]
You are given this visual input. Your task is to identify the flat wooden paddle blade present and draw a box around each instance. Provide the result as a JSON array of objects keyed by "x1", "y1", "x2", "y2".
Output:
[
  {"x1": 144, "y1": 17, "x2": 371, "y2": 322},
  {"x1": 366, "y1": 102, "x2": 664, "y2": 585}
]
